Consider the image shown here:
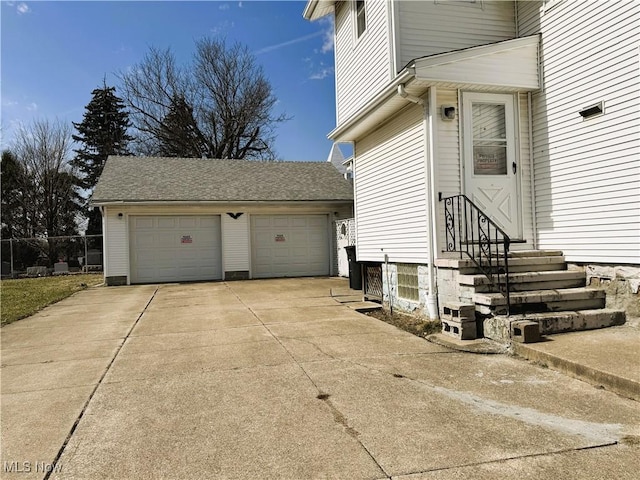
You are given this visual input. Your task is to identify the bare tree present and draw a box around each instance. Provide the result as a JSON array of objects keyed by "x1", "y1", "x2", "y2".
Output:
[
  {"x1": 10, "y1": 119, "x2": 82, "y2": 264},
  {"x1": 118, "y1": 38, "x2": 288, "y2": 160}
]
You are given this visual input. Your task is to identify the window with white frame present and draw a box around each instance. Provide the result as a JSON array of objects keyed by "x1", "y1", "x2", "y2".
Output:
[
  {"x1": 397, "y1": 264, "x2": 419, "y2": 302},
  {"x1": 355, "y1": 0, "x2": 366, "y2": 38}
]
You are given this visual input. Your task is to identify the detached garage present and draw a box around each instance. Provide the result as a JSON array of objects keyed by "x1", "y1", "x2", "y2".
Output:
[{"x1": 91, "y1": 156, "x2": 353, "y2": 285}]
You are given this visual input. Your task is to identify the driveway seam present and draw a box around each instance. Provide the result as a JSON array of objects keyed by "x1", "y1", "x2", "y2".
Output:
[
  {"x1": 226, "y1": 283, "x2": 392, "y2": 480},
  {"x1": 42, "y1": 286, "x2": 159, "y2": 480}
]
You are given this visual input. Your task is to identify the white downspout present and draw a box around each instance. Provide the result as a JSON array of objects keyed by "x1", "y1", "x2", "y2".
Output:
[
  {"x1": 397, "y1": 83, "x2": 438, "y2": 319},
  {"x1": 424, "y1": 87, "x2": 439, "y2": 320}
]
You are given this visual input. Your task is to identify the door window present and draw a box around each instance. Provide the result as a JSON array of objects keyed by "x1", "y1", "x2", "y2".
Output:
[{"x1": 472, "y1": 103, "x2": 507, "y2": 176}]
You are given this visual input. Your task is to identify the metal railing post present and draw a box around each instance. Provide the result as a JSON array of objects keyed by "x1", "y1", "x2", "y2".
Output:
[{"x1": 442, "y1": 194, "x2": 511, "y2": 315}]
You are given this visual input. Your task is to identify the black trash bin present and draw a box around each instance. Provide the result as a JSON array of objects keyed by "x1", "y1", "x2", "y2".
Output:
[{"x1": 344, "y1": 245, "x2": 362, "y2": 290}]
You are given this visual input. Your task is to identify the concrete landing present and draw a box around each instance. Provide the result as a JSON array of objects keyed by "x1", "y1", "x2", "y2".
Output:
[{"x1": 512, "y1": 317, "x2": 640, "y2": 402}]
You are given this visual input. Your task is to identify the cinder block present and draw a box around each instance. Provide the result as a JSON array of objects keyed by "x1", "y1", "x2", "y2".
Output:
[
  {"x1": 442, "y1": 318, "x2": 477, "y2": 340},
  {"x1": 442, "y1": 302, "x2": 476, "y2": 322},
  {"x1": 510, "y1": 320, "x2": 541, "y2": 343}
]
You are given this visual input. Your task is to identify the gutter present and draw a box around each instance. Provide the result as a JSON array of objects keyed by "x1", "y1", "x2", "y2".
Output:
[
  {"x1": 91, "y1": 200, "x2": 354, "y2": 207},
  {"x1": 328, "y1": 68, "x2": 416, "y2": 141}
]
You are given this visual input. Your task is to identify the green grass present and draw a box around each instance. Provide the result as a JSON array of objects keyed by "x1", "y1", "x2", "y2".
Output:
[{"x1": 0, "y1": 274, "x2": 104, "y2": 326}]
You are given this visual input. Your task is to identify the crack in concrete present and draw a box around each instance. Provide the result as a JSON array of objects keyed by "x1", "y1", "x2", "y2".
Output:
[
  {"x1": 227, "y1": 285, "x2": 391, "y2": 479},
  {"x1": 398, "y1": 443, "x2": 620, "y2": 477},
  {"x1": 42, "y1": 287, "x2": 159, "y2": 480}
]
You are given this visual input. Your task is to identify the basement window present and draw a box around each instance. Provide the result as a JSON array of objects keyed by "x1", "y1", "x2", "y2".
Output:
[
  {"x1": 397, "y1": 264, "x2": 419, "y2": 302},
  {"x1": 355, "y1": 0, "x2": 366, "y2": 38}
]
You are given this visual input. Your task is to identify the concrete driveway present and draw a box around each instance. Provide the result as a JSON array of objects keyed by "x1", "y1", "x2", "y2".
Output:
[{"x1": 2, "y1": 278, "x2": 639, "y2": 479}]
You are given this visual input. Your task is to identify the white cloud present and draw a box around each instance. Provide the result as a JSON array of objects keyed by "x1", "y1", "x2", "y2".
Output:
[
  {"x1": 26, "y1": 102, "x2": 38, "y2": 111},
  {"x1": 238, "y1": 1, "x2": 243, "y2": 7},
  {"x1": 318, "y1": 17, "x2": 334, "y2": 54},
  {"x1": 211, "y1": 20, "x2": 235, "y2": 36},
  {"x1": 219, "y1": 3, "x2": 230, "y2": 11},
  {"x1": 17, "y1": 2, "x2": 30, "y2": 15},
  {"x1": 255, "y1": 31, "x2": 323, "y2": 56},
  {"x1": 309, "y1": 67, "x2": 334, "y2": 81}
]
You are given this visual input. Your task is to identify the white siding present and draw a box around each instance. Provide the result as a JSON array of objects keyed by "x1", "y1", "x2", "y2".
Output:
[
  {"x1": 222, "y1": 213, "x2": 250, "y2": 274},
  {"x1": 519, "y1": 0, "x2": 640, "y2": 264},
  {"x1": 355, "y1": 105, "x2": 428, "y2": 263},
  {"x1": 516, "y1": 92, "x2": 536, "y2": 250},
  {"x1": 435, "y1": 89, "x2": 461, "y2": 253},
  {"x1": 396, "y1": 0, "x2": 516, "y2": 70},
  {"x1": 334, "y1": 0, "x2": 392, "y2": 125},
  {"x1": 103, "y1": 207, "x2": 129, "y2": 279}
]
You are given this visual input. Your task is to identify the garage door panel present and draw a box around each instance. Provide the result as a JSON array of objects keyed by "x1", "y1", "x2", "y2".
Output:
[
  {"x1": 251, "y1": 214, "x2": 329, "y2": 278},
  {"x1": 130, "y1": 215, "x2": 222, "y2": 283}
]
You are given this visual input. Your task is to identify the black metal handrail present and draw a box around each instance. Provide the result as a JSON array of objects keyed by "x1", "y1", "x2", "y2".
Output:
[{"x1": 443, "y1": 195, "x2": 511, "y2": 315}]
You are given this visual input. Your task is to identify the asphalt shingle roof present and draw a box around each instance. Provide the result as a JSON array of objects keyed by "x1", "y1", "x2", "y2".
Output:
[{"x1": 92, "y1": 156, "x2": 354, "y2": 203}]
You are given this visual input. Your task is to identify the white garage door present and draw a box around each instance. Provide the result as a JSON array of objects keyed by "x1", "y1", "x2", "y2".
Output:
[
  {"x1": 130, "y1": 216, "x2": 222, "y2": 283},
  {"x1": 251, "y1": 215, "x2": 330, "y2": 278}
]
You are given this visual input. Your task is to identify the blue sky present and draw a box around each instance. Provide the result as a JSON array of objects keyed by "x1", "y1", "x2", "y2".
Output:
[{"x1": 1, "y1": 0, "x2": 341, "y2": 161}]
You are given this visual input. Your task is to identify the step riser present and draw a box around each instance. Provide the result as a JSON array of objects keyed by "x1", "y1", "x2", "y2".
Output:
[
  {"x1": 459, "y1": 264, "x2": 567, "y2": 275},
  {"x1": 484, "y1": 310, "x2": 626, "y2": 341},
  {"x1": 473, "y1": 279, "x2": 586, "y2": 293},
  {"x1": 537, "y1": 310, "x2": 626, "y2": 334},
  {"x1": 477, "y1": 298, "x2": 605, "y2": 316}
]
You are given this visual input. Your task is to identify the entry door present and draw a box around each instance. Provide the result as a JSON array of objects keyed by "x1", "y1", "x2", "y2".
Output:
[{"x1": 462, "y1": 93, "x2": 521, "y2": 238}]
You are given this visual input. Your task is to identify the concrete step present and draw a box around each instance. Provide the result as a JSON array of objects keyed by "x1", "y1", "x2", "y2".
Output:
[
  {"x1": 437, "y1": 256, "x2": 567, "y2": 274},
  {"x1": 458, "y1": 270, "x2": 586, "y2": 292},
  {"x1": 483, "y1": 308, "x2": 626, "y2": 342},
  {"x1": 473, "y1": 287, "x2": 606, "y2": 315},
  {"x1": 489, "y1": 309, "x2": 626, "y2": 336},
  {"x1": 505, "y1": 250, "x2": 564, "y2": 258}
]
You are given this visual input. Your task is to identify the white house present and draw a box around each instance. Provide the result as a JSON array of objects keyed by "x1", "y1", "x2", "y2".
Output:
[
  {"x1": 92, "y1": 156, "x2": 353, "y2": 285},
  {"x1": 304, "y1": 0, "x2": 639, "y2": 326}
]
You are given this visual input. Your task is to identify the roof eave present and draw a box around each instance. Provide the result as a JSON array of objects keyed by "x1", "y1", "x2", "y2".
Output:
[
  {"x1": 303, "y1": 0, "x2": 334, "y2": 21},
  {"x1": 91, "y1": 199, "x2": 354, "y2": 207}
]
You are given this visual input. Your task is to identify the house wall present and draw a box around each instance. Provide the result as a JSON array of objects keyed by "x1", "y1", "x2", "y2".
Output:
[
  {"x1": 518, "y1": 0, "x2": 640, "y2": 264},
  {"x1": 101, "y1": 203, "x2": 352, "y2": 284},
  {"x1": 334, "y1": 0, "x2": 392, "y2": 125},
  {"x1": 395, "y1": 0, "x2": 516, "y2": 72},
  {"x1": 221, "y1": 213, "x2": 250, "y2": 279},
  {"x1": 102, "y1": 208, "x2": 129, "y2": 285},
  {"x1": 354, "y1": 103, "x2": 429, "y2": 263}
]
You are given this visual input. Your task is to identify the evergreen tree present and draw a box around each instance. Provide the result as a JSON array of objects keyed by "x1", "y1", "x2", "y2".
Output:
[
  {"x1": 157, "y1": 95, "x2": 204, "y2": 158},
  {"x1": 72, "y1": 82, "x2": 132, "y2": 233}
]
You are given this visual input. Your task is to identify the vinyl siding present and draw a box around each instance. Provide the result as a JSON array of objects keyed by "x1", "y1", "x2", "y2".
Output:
[
  {"x1": 354, "y1": 104, "x2": 428, "y2": 263},
  {"x1": 516, "y1": 92, "x2": 536, "y2": 250},
  {"x1": 519, "y1": 0, "x2": 640, "y2": 264},
  {"x1": 396, "y1": 0, "x2": 516, "y2": 70},
  {"x1": 435, "y1": 89, "x2": 461, "y2": 253},
  {"x1": 334, "y1": 0, "x2": 392, "y2": 125},
  {"x1": 103, "y1": 207, "x2": 129, "y2": 279},
  {"x1": 222, "y1": 213, "x2": 250, "y2": 274}
]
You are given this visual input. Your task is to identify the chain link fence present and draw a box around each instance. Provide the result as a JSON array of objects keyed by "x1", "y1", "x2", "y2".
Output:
[{"x1": 1, "y1": 235, "x2": 103, "y2": 278}]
